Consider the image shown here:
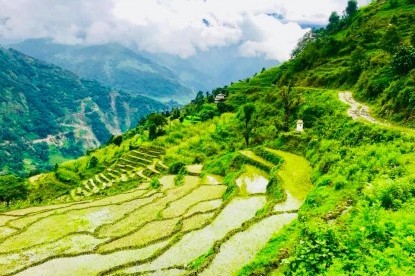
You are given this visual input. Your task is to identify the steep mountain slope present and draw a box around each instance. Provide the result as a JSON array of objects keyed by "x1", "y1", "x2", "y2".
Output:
[
  {"x1": 273, "y1": 0, "x2": 415, "y2": 124},
  {"x1": 0, "y1": 47, "x2": 166, "y2": 175},
  {"x1": 10, "y1": 40, "x2": 194, "y2": 103}
]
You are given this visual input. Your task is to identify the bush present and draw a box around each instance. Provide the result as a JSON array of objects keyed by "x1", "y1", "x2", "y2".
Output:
[
  {"x1": 377, "y1": 179, "x2": 415, "y2": 210},
  {"x1": 391, "y1": 45, "x2": 415, "y2": 75},
  {"x1": 288, "y1": 227, "x2": 341, "y2": 275},
  {"x1": 169, "y1": 162, "x2": 186, "y2": 174},
  {"x1": 266, "y1": 167, "x2": 286, "y2": 202},
  {"x1": 150, "y1": 178, "x2": 161, "y2": 189},
  {"x1": 55, "y1": 168, "x2": 81, "y2": 184},
  {"x1": 333, "y1": 176, "x2": 348, "y2": 190},
  {"x1": 88, "y1": 156, "x2": 98, "y2": 168},
  {"x1": 316, "y1": 175, "x2": 333, "y2": 187}
]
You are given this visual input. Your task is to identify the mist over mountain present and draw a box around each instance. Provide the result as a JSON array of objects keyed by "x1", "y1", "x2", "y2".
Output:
[
  {"x1": 145, "y1": 45, "x2": 278, "y2": 91},
  {"x1": 10, "y1": 39, "x2": 194, "y2": 104},
  {"x1": 11, "y1": 39, "x2": 279, "y2": 95}
]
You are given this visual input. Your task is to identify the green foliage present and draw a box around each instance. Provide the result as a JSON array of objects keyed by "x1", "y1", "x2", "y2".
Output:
[
  {"x1": 266, "y1": 167, "x2": 285, "y2": 202},
  {"x1": 169, "y1": 162, "x2": 186, "y2": 174},
  {"x1": 54, "y1": 168, "x2": 81, "y2": 184},
  {"x1": 240, "y1": 103, "x2": 256, "y2": 146},
  {"x1": 391, "y1": 45, "x2": 415, "y2": 75},
  {"x1": 278, "y1": 86, "x2": 301, "y2": 131},
  {"x1": 345, "y1": 0, "x2": 358, "y2": 17},
  {"x1": 328, "y1": 12, "x2": 340, "y2": 31},
  {"x1": 0, "y1": 175, "x2": 28, "y2": 207},
  {"x1": 381, "y1": 25, "x2": 402, "y2": 53},
  {"x1": 150, "y1": 177, "x2": 161, "y2": 189},
  {"x1": 113, "y1": 135, "x2": 123, "y2": 146},
  {"x1": 88, "y1": 156, "x2": 98, "y2": 168},
  {"x1": 287, "y1": 227, "x2": 342, "y2": 275}
]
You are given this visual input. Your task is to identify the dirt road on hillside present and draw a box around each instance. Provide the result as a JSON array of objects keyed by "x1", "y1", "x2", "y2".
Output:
[{"x1": 338, "y1": 92, "x2": 387, "y2": 125}]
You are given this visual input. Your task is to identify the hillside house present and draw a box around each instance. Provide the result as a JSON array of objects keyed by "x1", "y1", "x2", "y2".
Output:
[{"x1": 214, "y1": 93, "x2": 226, "y2": 103}]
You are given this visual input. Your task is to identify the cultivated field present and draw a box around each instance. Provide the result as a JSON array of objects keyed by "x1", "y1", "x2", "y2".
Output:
[{"x1": 0, "y1": 149, "x2": 311, "y2": 275}]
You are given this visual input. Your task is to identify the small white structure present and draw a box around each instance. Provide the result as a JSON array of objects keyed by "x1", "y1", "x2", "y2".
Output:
[
  {"x1": 296, "y1": 119, "x2": 304, "y2": 132},
  {"x1": 214, "y1": 93, "x2": 226, "y2": 103}
]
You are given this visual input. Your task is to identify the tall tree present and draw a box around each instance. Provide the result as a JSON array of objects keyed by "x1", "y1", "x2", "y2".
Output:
[
  {"x1": 240, "y1": 103, "x2": 256, "y2": 146},
  {"x1": 345, "y1": 0, "x2": 358, "y2": 18},
  {"x1": 0, "y1": 175, "x2": 28, "y2": 207},
  {"x1": 194, "y1": 91, "x2": 205, "y2": 109},
  {"x1": 328, "y1": 12, "x2": 340, "y2": 31},
  {"x1": 147, "y1": 113, "x2": 168, "y2": 140},
  {"x1": 279, "y1": 86, "x2": 301, "y2": 131}
]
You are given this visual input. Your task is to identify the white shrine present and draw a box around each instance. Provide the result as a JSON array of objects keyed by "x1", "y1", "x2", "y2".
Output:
[{"x1": 296, "y1": 119, "x2": 304, "y2": 132}]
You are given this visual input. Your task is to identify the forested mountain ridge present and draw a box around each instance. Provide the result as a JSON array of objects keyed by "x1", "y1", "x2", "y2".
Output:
[
  {"x1": 10, "y1": 40, "x2": 194, "y2": 104},
  {"x1": 0, "y1": 47, "x2": 167, "y2": 175}
]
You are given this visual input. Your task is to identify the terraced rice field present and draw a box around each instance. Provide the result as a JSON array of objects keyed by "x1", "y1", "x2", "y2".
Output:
[
  {"x1": 0, "y1": 149, "x2": 312, "y2": 275},
  {"x1": 70, "y1": 147, "x2": 167, "y2": 200}
]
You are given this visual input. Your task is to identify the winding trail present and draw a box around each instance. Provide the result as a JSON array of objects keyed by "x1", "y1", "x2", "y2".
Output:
[
  {"x1": 338, "y1": 92, "x2": 386, "y2": 125},
  {"x1": 338, "y1": 91, "x2": 415, "y2": 136}
]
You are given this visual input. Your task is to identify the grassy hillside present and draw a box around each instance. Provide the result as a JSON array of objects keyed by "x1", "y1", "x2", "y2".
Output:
[
  {"x1": 1, "y1": 0, "x2": 415, "y2": 275},
  {"x1": 10, "y1": 40, "x2": 194, "y2": 103},
  {"x1": 0, "y1": 47, "x2": 167, "y2": 175}
]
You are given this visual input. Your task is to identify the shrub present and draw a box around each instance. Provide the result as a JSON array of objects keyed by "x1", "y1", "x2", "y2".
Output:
[
  {"x1": 88, "y1": 156, "x2": 98, "y2": 168},
  {"x1": 287, "y1": 227, "x2": 341, "y2": 275},
  {"x1": 55, "y1": 168, "x2": 81, "y2": 184},
  {"x1": 377, "y1": 179, "x2": 415, "y2": 210},
  {"x1": 169, "y1": 162, "x2": 186, "y2": 174},
  {"x1": 150, "y1": 178, "x2": 161, "y2": 189},
  {"x1": 266, "y1": 167, "x2": 286, "y2": 202},
  {"x1": 333, "y1": 176, "x2": 348, "y2": 190},
  {"x1": 316, "y1": 175, "x2": 333, "y2": 187},
  {"x1": 391, "y1": 45, "x2": 415, "y2": 75}
]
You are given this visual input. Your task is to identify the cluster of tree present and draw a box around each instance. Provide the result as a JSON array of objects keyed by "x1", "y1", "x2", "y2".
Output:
[{"x1": 0, "y1": 175, "x2": 28, "y2": 207}]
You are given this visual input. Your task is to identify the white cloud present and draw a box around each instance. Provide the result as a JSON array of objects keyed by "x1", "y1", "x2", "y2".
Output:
[{"x1": 0, "y1": 0, "x2": 373, "y2": 61}]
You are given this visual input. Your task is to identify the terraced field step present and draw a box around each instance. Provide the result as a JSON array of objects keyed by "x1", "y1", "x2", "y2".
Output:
[
  {"x1": 124, "y1": 154, "x2": 152, "y2": 165},
  {"x1": 263, "y1": 148, "x2": 313, "y2": 201},
  {"x1": 131, "y1": 150, "x2": 159, "y2": 159},
  {"x1": 239, "y1": 150, "x2": 275, "y2": 170},
  {"x1": 140, "y1": 148, "x2": 165, "y2": 156}
]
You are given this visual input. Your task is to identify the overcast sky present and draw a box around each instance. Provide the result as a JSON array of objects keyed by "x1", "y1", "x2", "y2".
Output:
[{"x1": 0, "y1": 0, "x2": 372, "y2": 61}]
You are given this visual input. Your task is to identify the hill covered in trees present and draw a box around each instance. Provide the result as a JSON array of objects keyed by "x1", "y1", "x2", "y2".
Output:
[
  {"x1": 1, "y1": 0, "x2": 415, "y2": 275},
  {"x1": 0, "y1": 47, "x2": 167, "y2": 175}
]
